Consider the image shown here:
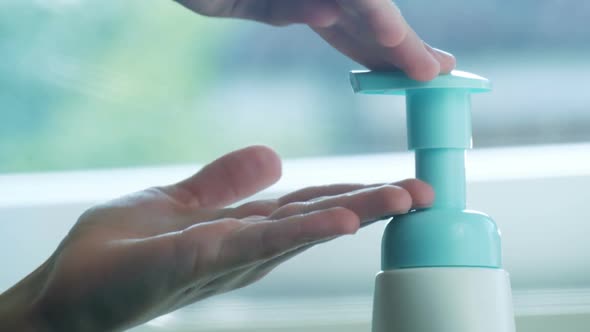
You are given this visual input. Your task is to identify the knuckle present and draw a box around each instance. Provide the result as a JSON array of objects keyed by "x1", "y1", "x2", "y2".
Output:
[{"x1": 381, "y1": 26, "x2": 407, "y2": 47}]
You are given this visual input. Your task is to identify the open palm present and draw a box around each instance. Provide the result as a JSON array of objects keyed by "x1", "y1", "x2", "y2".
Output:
[{"x1": 26, "y1": 146, "x2": 433, "y2": 331}]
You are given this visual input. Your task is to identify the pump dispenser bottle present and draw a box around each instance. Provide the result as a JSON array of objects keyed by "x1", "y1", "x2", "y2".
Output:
[{"x1": 350, "y1": 70, "x2": 515, "y2": 332}]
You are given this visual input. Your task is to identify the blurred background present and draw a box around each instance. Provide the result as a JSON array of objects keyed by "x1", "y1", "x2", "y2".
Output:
[
  {"x1": 2, "y1": 1, "x2": 590, "y2": 331},
  {"x1": 1, "y1": 0, "x2": 589, "y2": 173}
]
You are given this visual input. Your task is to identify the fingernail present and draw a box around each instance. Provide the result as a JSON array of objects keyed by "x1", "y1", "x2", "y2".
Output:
[{"x1": 424, "y1": 43, "x2": 456, "y2": 73}]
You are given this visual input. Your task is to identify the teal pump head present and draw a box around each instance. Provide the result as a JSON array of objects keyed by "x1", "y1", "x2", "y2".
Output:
[
  {"x1": 350, "y1": 70, "x2": 501, "y2": 270},
  {"x1": 350, "y1": 70, "x2": 515, "y2": 332}
]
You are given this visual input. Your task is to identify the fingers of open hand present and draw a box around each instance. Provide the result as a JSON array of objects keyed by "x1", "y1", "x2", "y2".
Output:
[
  {"x1": 180, "y1": 208, "x2": 358, "y2": 274},
  {"x1": 224, "y1": 200, "x2": 279, "y2": 219},
  {"x1": 393, "y1": 178, "x2": 434, "y2": 209},
  {"x1": 278, "y1": 178, "x2": 433, "y2": 207},
  {"x1": 221, "y1": 183, "x2": 376, "y2": 221},
  {"x1": 251, "y1": 207, "x2": 359, "y2": 256},
  {"x1": 224, "y1": 179, "x2": 433, "y2": 221},
  {"x1": 279, "y1": 183, "x2": 372, "y2": 205},
  {"x1": 270, "y1": 184, "x2": 412, "y2": 222},
  {"x1": 273, "y1": 179, "x2": 433, "y2": 221}
]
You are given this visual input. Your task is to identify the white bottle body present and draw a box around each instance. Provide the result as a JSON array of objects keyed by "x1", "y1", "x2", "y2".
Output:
[{"x1": 372, "y1": 267, "x2": 515, "y2": 332}]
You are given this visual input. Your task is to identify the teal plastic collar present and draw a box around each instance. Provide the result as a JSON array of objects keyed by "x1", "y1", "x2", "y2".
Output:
[{"x1": 350, "y1": 70, "x2": 502, "y2": 269}]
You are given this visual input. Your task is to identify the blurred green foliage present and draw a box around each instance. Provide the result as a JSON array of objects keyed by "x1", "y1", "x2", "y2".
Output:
[{"x1": 1, "y1": 1, "x2": 237, "y2": 172}]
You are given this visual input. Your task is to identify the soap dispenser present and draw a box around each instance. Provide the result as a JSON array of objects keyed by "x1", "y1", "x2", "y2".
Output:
[{"x1": 349, "y1": 70, "x2": 515, "y2": 332}]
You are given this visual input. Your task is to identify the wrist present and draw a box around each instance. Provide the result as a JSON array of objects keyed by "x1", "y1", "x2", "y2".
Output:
[{"x1": 0, "y1": 261, "x2": 52, "y2": 331}]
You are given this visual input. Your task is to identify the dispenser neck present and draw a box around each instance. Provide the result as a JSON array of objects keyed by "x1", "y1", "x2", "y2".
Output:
[
  {"x1": 406, "y1": 88, "x2": 471, "y2": 209},
  {"x1": 416, "y1": 149, "x2": 466, "y2": 209}
]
